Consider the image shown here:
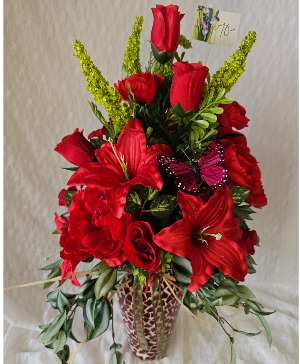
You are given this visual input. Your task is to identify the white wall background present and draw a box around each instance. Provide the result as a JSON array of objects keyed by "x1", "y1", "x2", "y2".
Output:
[{"x1": 4, "y1": 1, "x2": 298, "y2": 363}]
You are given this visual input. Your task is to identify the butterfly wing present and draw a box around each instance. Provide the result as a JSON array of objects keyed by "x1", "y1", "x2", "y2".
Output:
[
  {"x1": 157, "y1": 156, "x2": 200, "y2": 195},
  {"x1": 198, "y1": 141, "x2": 227, "y2": 187}
]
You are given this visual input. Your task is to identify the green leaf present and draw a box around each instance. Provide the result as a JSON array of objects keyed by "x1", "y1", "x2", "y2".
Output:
[
  {"x1": 199, "y1": 112, "x2": 217, "y2": 122},
  {"x1": 230, "y1": 339, "x2": 236, "y2": 364},
  {"x1": 83, "y1": 297, "x2": 97, "y2": 328},
  {"x1": 56, "y1": 345, "x2": 70, "y2": 364},
  {"x1": 116, "y1": 270, "x2": 128, "y2": 283},
  {"x1": 94, "y1": 269, "x2": 117, "y2": 299},
  {"x1": 213, "y1": 287, "x2": 236, "y2": 298},
  {"x1": 64, "y1": 190, "x2": 76, "y2": 207},
  {"x1": 78, "y1": 279, "x2": 97, "y2": 300},
  {"x1": 151, "y1": 43, "x2": 173, "y2": 64},
  {"x1": 256, "y1": 314, "x2": 272, "y2": 347},
  {"x1": 215, "y1": 88, "x2": 226, "y2": 101},
  {"x1": 138, "y1": 185, "x2": 159, "y2": 201},
  {"x1": 172, "y1": 256, "x2": 192, "y2": 287},
  {"x1": 86, "y1": 299, "x2": 111, "y2": 340},
  {"x1": 40, "y1": 259, "x2": 63, "y2": 271},
  {"x1": 110, "y1": 343, "x2": 122, "y2": 351},
  {"x1": 62, "y1": 166, "x2": 79, "y2": 172},
  {"x1": 219, "y1": 98, "x2": 233, "y2": 105},
  {"x1": 172, "y1": 102, "x2": 193, "y2": 118},
  {"x1": 125, "y1": 190, "x2": 142, "y2": 214},
  {"x1": 237, "y1": 285, "x2": 256, "y2": 299},
  {"x1": 53, "y1": 330, "x2": 67, "y2": 354},
  {"x1": 110, "y1": 351, "x2": 125, "y2": 364},
  {"x1": 234, "y1": 204, "x2": 255, "y2": 220},
  {"x1": 43, "y1": 267, "x2": 61, "y2": 289},
  {"x1": 150, "y1": 195, "x2": 177, "y2": 218},
  {"x1": 47, "y1": 290, "x2": 71, "y2": 312},
  {"x1": 41, "y1": 311, "x2": 67, "y2": 344},
  {"x1": 194, "y1": 120, "x2": 209, "y2": 128},
  {"x1": 91, "y1": 261, "x2": 110, "y2": 275},
  {"x1": 221, "y1": 295, "x2": 240, "y2": 306},
  {"x1": 207, "y1": 107, "x2": 224, "y2": 114},
  {"x1": 230, "y1": 186, "x2": 250, "y2": 205}
]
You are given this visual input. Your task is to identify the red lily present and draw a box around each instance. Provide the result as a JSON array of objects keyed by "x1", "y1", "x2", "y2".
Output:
[
  {"x1": 68, "y1": 119, "x2": 172, "y2": 217},
  {"x1": 155, "y1": 185, "x2": 247, "y2": 291}
]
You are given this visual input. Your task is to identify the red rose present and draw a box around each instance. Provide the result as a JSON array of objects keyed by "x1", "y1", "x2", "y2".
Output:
[
  {"x1": 114, "y1": 72, "x2": 164, "y2": 104},
  {"x1": 238, "y1": 230, "x2": 258, "y2": 256},
  {"x1": 222, "y1": 139, "x2": 267, "y2": 208},
  {"x1": 124, "y1": 222, "x2": 161, "y2": 273},
  {"x1": 54, "y1": 128, "x2": 95, "y2": 166},
  {"x1": 170, "y1": 62, "x2": 208, "y2": 112},
  {"x1": 219, "y1": 127, "x2": 248, "y2": 146},
  {"x1": 151, "y1": 4, "x2": 184, "y2": 55},
  {"x1": 218, "y1": 101, "x2": 249, "y2": 130}
]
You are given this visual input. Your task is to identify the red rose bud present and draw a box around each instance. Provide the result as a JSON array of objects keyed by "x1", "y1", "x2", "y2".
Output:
[
  {"x1": 151, "y1": 4, "x2": 184, "y2": 62},
  {"x1": 170, "y1": 62, "x2": 208, "y2": 114},
  {"x1": 124, "y1": 221, "x2": 161, "y2": 273},
  {"x1": 238, "y1": 230, "x2": 258, "y2": 256},
  {"x1": 218, "y1": 101, "x2": 250, "y2": 130},
  {"x1": 114, "y1": 72, "x2": 164, "y2": 104},
  {"x1": 222, "y1": 140, "x2": 267, "y2": 208},
  {"x1": 54, "y1": 128, "x2": 95, "y2": 166}
]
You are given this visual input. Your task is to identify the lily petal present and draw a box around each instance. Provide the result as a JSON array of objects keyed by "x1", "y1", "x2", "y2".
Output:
[
  {"x1": 177, "y1": 190, "x2": 204, "y2": 221},
  {"x1": 196, "y1": 185, "x2": 234, "y2": 233},
  {"x1": 155, "y1": 219, "x2": 192, "y2": 257},
  {"x1": 116, "y1": 119, "x2": 146, "y2": 178},
  {"x1": 188, "y1": 251, "x2": 214, "y2": 291},
  {"x1": 105, "y1": 185, "x2": 131, "y2": 218},
  {"x1": 202, "y1": 237, "x2": 248, "y2": 282},
  {"x1": 67, "y1": 163, "x2": 124, "y2": 189}
]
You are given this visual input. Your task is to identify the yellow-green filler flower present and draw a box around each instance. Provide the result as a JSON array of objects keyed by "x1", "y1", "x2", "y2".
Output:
[
  {"x1": 73, "y1": 40, "x2": 131, "y2": 132},
  {"x1": 122, "y1": 16, "x2": 144, "y2": 76}
]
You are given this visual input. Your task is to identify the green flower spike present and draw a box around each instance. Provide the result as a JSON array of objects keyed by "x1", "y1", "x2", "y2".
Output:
[
  {"x1": 208, "y1": 31, "x2": 257, "y2": 97},
  {"x1": 73, "y1": 40, "x2": 131, "y2": 133},
  {"x1": 122, "y1": 16, "x2": 144, "y2": 76}
]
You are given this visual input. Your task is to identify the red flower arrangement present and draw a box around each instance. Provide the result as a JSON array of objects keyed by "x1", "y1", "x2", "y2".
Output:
[{"x1": 39, "y1": 4, "x2": 272, "y2": 364}]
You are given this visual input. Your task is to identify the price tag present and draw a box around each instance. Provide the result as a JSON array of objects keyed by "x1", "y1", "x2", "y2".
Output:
[{"x1": 192, "y1": 5, "x2": 241, "y2": 46}]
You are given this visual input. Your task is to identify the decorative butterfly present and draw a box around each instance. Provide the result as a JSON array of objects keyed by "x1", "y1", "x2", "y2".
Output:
[{"x1": 157, "y1": 140, "x2": 227, "y2": 195}]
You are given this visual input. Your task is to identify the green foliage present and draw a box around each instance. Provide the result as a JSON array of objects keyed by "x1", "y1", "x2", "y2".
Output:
[
  {"x1": 122, "y1": 16, "x2": 144, "y2": 75},
  {"x1": 230, "y1": 186, "x2": 250, "y2": 205},
  {"x1": 190, "y1": 88, "x2": 233, "y2": 152},
  {"x1": 64, "y1": 190, "x2": 76, "y2": 207},
  {"x1": 150, "y1": 195, "x2": 177, "y2": 218},
  {"x1": 40, "y1": 259, "x2": 62, "y2": 289},
  {"x1": 94, "y1": 268, "x2": 117, "y2": 299},
  {"x1": 160, "y1": 252, "x2": 173, "y2": 273},
  {"x1": 234, "y1": 204, "x2": 256, "y2": 220},
  {"x1": 172, "y1": 256, "x2": 192, "y2": 287},
  {"x1": 132, "y1": 265, "x2": 148, "y2": 286},
  {"x1": 207, "y1": 31, "x2": 257, "y2": 97},
  {"x1": 85, "y1": 299, "x2": 111, "y2": 341},
  {"x1": 110, "y1": 351, "x2": 125, "y2": 364},
  {"x1": 73, "y1": 40, "x2": 131, "y2": 133},
  {"x1": 125, "y1": 190, "x2": 142, "y2": 214}
]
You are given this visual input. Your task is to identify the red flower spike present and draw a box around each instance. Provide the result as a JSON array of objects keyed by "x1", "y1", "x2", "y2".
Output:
[
  {"x1": 155, "y1": 185, "x2": 247, "y2": 291},
  {"x1": 68, "y1": 119, "x2": 172, "y2": 217}
]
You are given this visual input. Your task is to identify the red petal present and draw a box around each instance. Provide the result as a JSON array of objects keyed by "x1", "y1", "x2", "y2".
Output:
[
  {"x1": 155, "y1": 219, "x2": 192, "y2": 257},
  {"x1": 202, "y1": 237, "x2": 248, "y2": 282},
  {"x1": 95, "y1": 143, "x2": 123, "y2": 175},
  {"x1": 132, "y1": 164, "x2": 163, "y2": 190},
  {"x1": 151, "y1": 7, "x2": 166, "y2": 50},
  {"x1": 105, "y1": 185, "x2": 130, "y2": 218},
  {"x1": 177, "y1": 190, "x2": 204, "y2": 221},
  {"x1": 188, "y1": 251, "x2": 214, "y2": 291},
  {"x1": 144, "y1": 143, "x2": 173, "y2": 165},
  {"x1": 67, "y1": 163, "x2": 124, "y2": 189},
  {"x1": 196, "y1": 185, "x2": 234, "y2": 233},
  {"x1": 116, "y1": 119, "x2": 146, "y2": 179}
]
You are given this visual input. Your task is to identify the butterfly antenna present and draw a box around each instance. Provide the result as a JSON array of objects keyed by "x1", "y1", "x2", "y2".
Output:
[{"x1": 180, "y1": 147, "x2": 192, "y2": 162}]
